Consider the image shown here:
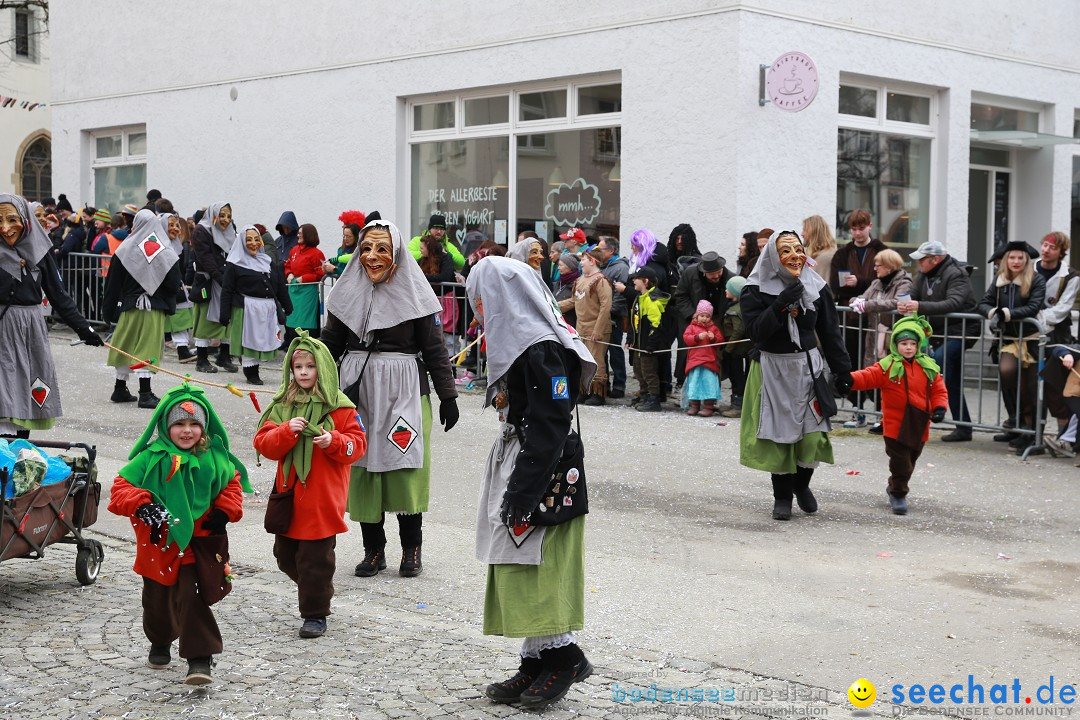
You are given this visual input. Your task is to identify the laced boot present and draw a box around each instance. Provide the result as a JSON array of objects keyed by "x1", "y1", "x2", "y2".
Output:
[
  {"x1": 195, "y1": 346, "x2": 217, "y2": 373},
  {"x1": 354, "y1": 546, "x2": 387, "y2": 577},
  {"x1": 486, "y1": 656, "x2": 543, "y2": 704}
]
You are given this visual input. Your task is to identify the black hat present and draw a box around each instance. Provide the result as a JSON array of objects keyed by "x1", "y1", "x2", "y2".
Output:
[
  {"x1": 192, "y1": 208, "x2": 205, "y2": 224},
  {"x1": 55, "y1": 194, "x2": 73, "y2": 213},
  {"x1": 428, "y1": 213, "x2": 446, "y2": 230},
  {"x1": 366, "y1": 210, "x2": 382, "y2": 223},
  {"x1": 42, "y1": 196, "x2": 56, "y2": 207},
  {"x1": 988, "y1": 241, "x2": 1038, "y2": 263},
  {"x1": 700, "y1": 251, "x2": 726, "y2": 273},
  {"x1": 628, "y1": 266, "x2": 657, "y2": 285},
  {"x1": 146, "y1": 188, "x2": 162, "y2": 202}
]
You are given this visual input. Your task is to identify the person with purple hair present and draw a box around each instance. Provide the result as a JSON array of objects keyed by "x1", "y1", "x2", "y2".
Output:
[{"x1": 613, "y1": 228, "x2": 674, "y2": 401}]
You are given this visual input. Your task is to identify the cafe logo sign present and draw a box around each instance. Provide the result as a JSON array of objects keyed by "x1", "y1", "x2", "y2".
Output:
[
  {"x1": 545, "y1": 178, "x2": 602, "y2": 228},
  {"x1": 766, "y1": 51, "x2": 819, "y2": 112}
]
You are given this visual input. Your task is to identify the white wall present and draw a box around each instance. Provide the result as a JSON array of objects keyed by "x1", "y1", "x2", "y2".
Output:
[
  {"x1": 0, "y1": 7, "x2": 51, "y2": 197},
  {"x1": 49, "y1": 1, "x2": 1080, "y2": 258}
]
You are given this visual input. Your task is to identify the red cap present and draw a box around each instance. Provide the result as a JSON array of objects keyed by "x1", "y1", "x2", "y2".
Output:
[{"x1": 559, "y1": 227, "x2": 586, "y2": 244}]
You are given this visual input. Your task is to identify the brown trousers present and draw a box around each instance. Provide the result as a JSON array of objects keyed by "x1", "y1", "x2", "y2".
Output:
[
  {"x1": 273, "y1": 535, "x2": 337, "y2": 618},
  {"x1": 883, "y1": 436, "x2": 925, "y2": 498},
  {"x1": 632, "y1": 351, "x2": 660, "y2": 395},
  {"x1": 142, "y1": 565, "x2": 222, "y2": 659}
]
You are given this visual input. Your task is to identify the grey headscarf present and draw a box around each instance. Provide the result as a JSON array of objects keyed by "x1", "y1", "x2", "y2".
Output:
[
  {"x1": 197, "y1": 201, "x2": 236, "y2": 254},
  {"x1": 324, "y1": 220, "x2": 442, "y2": 345},
  {"x1": 227, "y1": 224, "x2": 272, "y2": 273},
  {"x1": 465, "y1": 256, "x2": 596, "y2": 406},
  {"x1": 0, "y1": 194, "x2": 53, "y2": 280},
  {"x1": 158, "y1": 212, "x2": 182, "y2": 255},
  {"x1": 745, "y1": 231, "x2": 826, "y2": 348},
  {"x1": 508, "y1": 238, "x2": 543, "y2": 276},
  {"x1": 113, "y1": 208, "x2": 180, "y2": 296}
]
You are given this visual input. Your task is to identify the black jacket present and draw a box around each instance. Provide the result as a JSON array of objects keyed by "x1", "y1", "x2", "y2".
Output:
[
  {"x1": 218, "y1": 263, "x2": 292, "y2": 325},
  {"x1": 190, "y1": 225, "x2": 228, "y2": 302},
  {"x1": 741, "y1": 284, "x2": 851, "y2": 377},
  {"x1": 977, "y1": 274, "x2": 1047, "y2": 339},
  {"x1": 101, "y1": 253, "x2": 182, "y2": 323},
  {"x1": 0, "y1": 253, "x2": 94, "y2": 336},
  {"x1": 673, "y1": 264, "x2": 733, "y2": 327},
  {"x1": 830, "y1": 238, "x2": 888, "y2": 305},
  {"x1": 910, "y1": 255, "x2": 981, "y2": 344}
]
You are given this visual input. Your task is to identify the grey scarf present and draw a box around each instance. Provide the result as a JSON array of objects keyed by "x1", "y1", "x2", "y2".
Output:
[
  {"x1": 324, "y1": 220, "x2": 442, "y2": 344},
  {"x1": 113, "y1": 209, "x2": 180, "y2": 296},
  {"x1": 508, "y1": 238, "x2": 543, "y2": 277},
  {"x1": 465, "y1": 256, "x2": 596, "y2": 406},
  {"x1": 197, "y1": 201, "x2": 236, "y2": 254},
  {"x1": 745, "y1": 233, "x2": 826, "y2": 348},
  {"x1": 0, "y1": 194, "x2": 53, "y2": 281},
  {"x1": 158, "y1": 212, "x2": 183, "y2": 255},
  {"x1": 227, "y1": 224, "x2": 272, "y2": 273}
]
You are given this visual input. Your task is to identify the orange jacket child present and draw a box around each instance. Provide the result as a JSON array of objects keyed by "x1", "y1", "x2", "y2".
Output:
[
  {"x1": 108, "y1": 384, "x2": 251, "y2": 685},
  {"x1": 253, "y1": 332, "x2": 366, "y2": 639}
]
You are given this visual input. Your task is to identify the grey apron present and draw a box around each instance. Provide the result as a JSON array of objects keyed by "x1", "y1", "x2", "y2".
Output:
[
  {"x1": 207, "y1": 280, "x2": 224, "y2": 325},
  {"x1": 0, "y1": 305, "x2": 62, "y2": 421},
  {"x1": 339, "y1": 350, "x2": 424, "y2": 472},
  {"x1": 475, "y1": 422, "x2": 547, "y2": 565},
  {"x1": 241, "y1": 296, "x2": 280, "y2": 352},
  {"x1": 757, "y1": 348, "x2": 830, "y2": 443}
]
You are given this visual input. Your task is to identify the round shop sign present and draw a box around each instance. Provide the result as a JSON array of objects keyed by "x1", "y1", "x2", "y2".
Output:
[{"x1": 766, "y1": 51, "x2": 819, "y2": 112}]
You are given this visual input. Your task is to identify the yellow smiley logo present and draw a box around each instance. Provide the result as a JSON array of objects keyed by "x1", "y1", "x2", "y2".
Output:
[{"x1": 848, "y1": 678, "x2": 876, "y2": 708}]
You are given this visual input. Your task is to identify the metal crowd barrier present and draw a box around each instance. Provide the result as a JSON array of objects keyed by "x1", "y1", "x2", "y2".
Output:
[
  {"x1": 835, "y1": 305, "x2": 1049, "y2": 458},
  {"x1": 54, "y1": 252, "x2": 109, "y2": 327}
]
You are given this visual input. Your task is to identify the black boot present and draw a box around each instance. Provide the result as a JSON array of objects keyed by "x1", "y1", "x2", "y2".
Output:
[
  {"x1": 138, "y1": 377, "x2": 160, "y2": 409},
  {"x1": 399, "y1": 546, "x2": 422, "y2": 577},
  {"x1": 520, "y1": 644, "x2": 593, "y2": 709},
  {"x1": 242, "y1": 364, "x2": 263, "y2": 385},
  {"x1": 215, "y1": 344, "x2": 238, "y2": 373},
  {"x1": 111, "y1": 378, "x2": 137, "y2": 403},
  {"x1": 793, "y1": 466, "x2": 818, "y2": 514},
  {"x1": 486, "y1": 656, "x2": 543, "y2": 704},
  {"x1": 354, "y1": 546, "x2": 387, "y2": 577},
  {"x1": 771, "y1": 474, "x2": 794, "y2": 520},
  {"x1": 177, "y1": 345, "x2": 195, "y2": 363},
  {"x1": 636, "y1": 394, "x2": 662, "y2": 412},
  {"x1": 195, "y1": 346, "x2": 217, "y2": 373}
]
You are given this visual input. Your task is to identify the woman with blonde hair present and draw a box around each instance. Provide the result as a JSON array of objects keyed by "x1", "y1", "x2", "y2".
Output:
[
  {"x1": 977, "y1": 241, "x2": 1046, "y2": 453},
  {"x1": 802, "y1": 215, "x2": 837, "y2": 282}
]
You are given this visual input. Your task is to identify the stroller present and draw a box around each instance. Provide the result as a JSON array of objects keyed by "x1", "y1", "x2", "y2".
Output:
[{"x1": 1, "y1": 440, "x2": 105, "y2": 585}]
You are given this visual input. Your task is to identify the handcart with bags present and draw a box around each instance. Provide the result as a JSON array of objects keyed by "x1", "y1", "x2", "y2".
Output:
[{"x1": 1, "y1": 440, "x2": 105, "y2": 585}]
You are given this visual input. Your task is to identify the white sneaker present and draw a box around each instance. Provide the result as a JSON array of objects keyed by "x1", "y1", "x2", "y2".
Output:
[{"x1": 843, "y1": 414, "x2": 866, "y2": 429}]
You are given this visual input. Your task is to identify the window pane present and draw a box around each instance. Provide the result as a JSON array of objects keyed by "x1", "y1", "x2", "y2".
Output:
[
  {"x1": 1072, "y1": 157, "x2": 1080, "y2": 271},
  {"x1": 836, "y1": 129, "x2": 930, "y2": 253},
  {"x1": 577, "y1": 84, "x2": 622, "y2": 115},
  {"x1": 970, "y1": 103, "x2": 1039, "y2": 132},
  {"x1": 516, "y1": 127, "x2": 621, "y2": 242},
  {"x1": 15, "y1": 11, "x2": 30, "y2": 57},
  {"x1": 413, "y1": 102, "x2": 455, "y2": 131},
  {"x1": 969, "y1": 146, "x2": 1010, "y2": 168},
  {"x1": 464, "y1": 96, "x2": 509, "y2": 126},
  {"x1": 886, "y1": 93, "x2": 930, "y2": 124},
  {"x1": 839, "y1": 86, "x2": 877, "y2": 118},
  {"x1": 127, "y1": 132, "x2": 147, "y2": 156},
  {"x1": 95, "y1": 164, "x2": 147, "y2": 213},
  {"x1": 519, "y1": 90, "x2": 567, "y2": 122},
  {"x1": 410, "y1": 137, "x2": 509, "y2": 246},
  {"x1": 1073, "y1": 114, "x2": 1079, "y2": 139},
  {"x1": 96, "y1": 135, "x2": 122, "y2": 159}
]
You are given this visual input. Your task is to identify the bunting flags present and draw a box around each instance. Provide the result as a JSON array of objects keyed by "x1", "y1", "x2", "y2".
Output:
[{"x1": 0, "y1": 96, "x2": 48, "y2": 111}]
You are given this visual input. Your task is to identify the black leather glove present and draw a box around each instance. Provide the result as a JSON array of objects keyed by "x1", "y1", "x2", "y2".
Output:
[
  {"x1": 776, "y1": 282, "x2": 804, "y2": 309},
  {"x1": 834, "y1": 371, "x2": 853, "y2": 395},
  {"x1": 499, "y1": 497, "x2": 533, "y2": 529},
  {"x1": 988, "y1": 313, "x2": 1001, "y2": 334},
  {"x1": 202, "y1": 508, "x2": 229, "y2": 535},
  {"x1": 79, "y1": 328, "x2": 104, "y2": 347},
  {"x1": 439, "y1": 398, "x2": 459, "y2": 433},
  {"x1": 135, "y1": 502, "x2": 169, "y2": 544},
  {"x1": 931, "y1": 406, "x2": 946, "y2": 423}
]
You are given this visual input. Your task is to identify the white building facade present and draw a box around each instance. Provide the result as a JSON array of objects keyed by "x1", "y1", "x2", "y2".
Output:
[
  {"x1": 1, "y1": 3, "x2": 51, "y2": 200},
  {"x1": 50, "y1": 1, "x2": 1080, "y2": 287}
]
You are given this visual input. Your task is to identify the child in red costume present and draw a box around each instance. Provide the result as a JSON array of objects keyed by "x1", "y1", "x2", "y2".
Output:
[
  {"x1": 682, "y1": 300, "x2": 725, "y2": 417},
  {"x1": 254, "y1": 332, "x2": 366, "y2": 639},
  {"x1": 849, "y1": 315, "x2": 948, "y2": 515},
  {"x1": 108, "y1": 384, "x2": 251, "y2": 685}
]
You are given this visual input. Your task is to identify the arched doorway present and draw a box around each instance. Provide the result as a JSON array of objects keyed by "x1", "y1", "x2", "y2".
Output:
[{"x1": 18, "y1": 134, "x2": 51, "y2": 201}]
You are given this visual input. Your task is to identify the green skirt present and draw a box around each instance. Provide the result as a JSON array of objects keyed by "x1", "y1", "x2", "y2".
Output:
[
  {"x1": 2, "y1": 417, "x2": 54, "y2": 431},
  {"x1": 227, "y1": 307, "x2": 277, "y2": 362},
  {"x1": 483, "y1": 516, "x2": 586, "y2": 637},
  {"x1": 192, "y1": 302, "x2": 227, "y2": 340},
  {"x1": 739, "y1": 360, "x2": 833, "y2": 474},
  {"x1": 285, "y1": 283, "x2": 320, "y2": 330},
  {"x1": 107, "y1": 309, "x2": 165, "y2": 372},
  {"x1": 347, "y1": 395, "x2": 432, "y2": 522},
  {"x1": 165, "y1": 306, "x2": 193, "y2": 333}
]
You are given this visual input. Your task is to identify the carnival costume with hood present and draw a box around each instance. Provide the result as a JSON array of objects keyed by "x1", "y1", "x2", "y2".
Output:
[
  {"x1": 103, "y1": 209, "x2": 182, "y2": 408},
  {"x1": 254, "y1": 333, "x2": 366, "y2": 632},
  {"x1": 466, "y1": 255, "x2": 596, "y2": 707},
  {"x1": 191, "y1": 201, "x2": 238, "y2": 373},
  {"x1": 160, "y1": 212, "x2": 196, "y2": 359},
  {"x1": 740, "y1": 232, "x2": 851, "y2": 520},
  {"x1": 0, "y1": 194, "x2": 101, "y2": 435},
  {"x1": 321, "y1": 220, "x2": 458, "y2": 578}
]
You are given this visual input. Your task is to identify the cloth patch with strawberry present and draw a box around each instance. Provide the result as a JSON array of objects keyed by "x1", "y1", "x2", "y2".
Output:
[
  {"x1": 140, "y1": 233, "x2": 165, "y2": 263},
  {"x1": 386, "y1": 416, "x2": 418, "y2": 455},
  {"x1": 30, "y1": 378, "x2": 51, "y2": 408}
]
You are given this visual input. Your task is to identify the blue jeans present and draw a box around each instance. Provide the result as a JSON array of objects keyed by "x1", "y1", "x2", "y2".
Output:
[
  {"x1": 931, "y1": 339, "x2": 971, "y2": 427},
  {"x1": 608, "y1": 319, "x2": 627, "y2": 390}
]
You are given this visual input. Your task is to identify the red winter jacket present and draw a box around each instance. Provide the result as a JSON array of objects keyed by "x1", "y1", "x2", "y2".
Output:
[
  {"x1": 284, "y1": 244, "x2": 326, "y2": 283},
  {"x1": 682, "y1": 321, "x2": 723, "y2": 375},
  {"x1": 850, "y1": 360, "x2": 948, "y2": 443},
  {"x1": 108, "y1": 471, "x2": 245, "y2": 585},
  {"x1": 253, "y1": 406, "x2": 367, "y2": 540}
]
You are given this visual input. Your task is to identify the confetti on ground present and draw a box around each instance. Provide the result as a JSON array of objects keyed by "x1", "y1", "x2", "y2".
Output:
[
  {"x1": 416, "y1": 602, "x2": 428, "y2": 609},
  {"x1": 996, "y1": 553, "x2": 1012, "y2": 561},
  {"x1": 876, "y1": 552, "x2": 894, "y2": 558},
  {"x1": 846, "y1": 470, "x2": 861, "y2": 475}
]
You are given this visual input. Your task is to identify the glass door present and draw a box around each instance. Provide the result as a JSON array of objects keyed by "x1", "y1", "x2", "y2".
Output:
[{"x1": 968, "y1": 147, "x2": 1013, "y2": 295}]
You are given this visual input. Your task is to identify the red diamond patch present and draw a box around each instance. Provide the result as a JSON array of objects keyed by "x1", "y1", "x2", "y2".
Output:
[
  {"x1": 141, "y1": 233, "x2": 164, "y2": 262},
  {"x1": 386, "y1": 416, "x2": 418, "y2": 455},
  {"x1": 30, "y1": 378, "x2": 50, "y2": 408}
]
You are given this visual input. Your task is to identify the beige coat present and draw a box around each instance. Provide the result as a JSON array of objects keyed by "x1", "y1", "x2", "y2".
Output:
[
  {"x1": 559, "y1": 271, "x2": 612, "y2": 389},
  {"x1": 857, "y1": 270, "x2": 913, "y2": 364}
]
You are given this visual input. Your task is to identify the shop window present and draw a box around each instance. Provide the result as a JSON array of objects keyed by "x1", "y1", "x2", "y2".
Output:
[
  {"x1": 90, "y1": 126, "x2": 147, "y2": 212},
  {"x1": 886, "y1": 93, "x2": 930, "y2": 124},
  {"x1": 578, "y1": 84, "x2": 622, "y2": 116},
  {"x1": 464, "y1": 96, "x2": 509, "y2": 127},
  {"x1": 519, "y1": 90, "x2": 567, "y2": 122},
  {"x1": 1072, "y1": 157, "x2": 1080, "y2": 271},
  {"x1": 414, "y1": 102, "x2": 455, "y2": 131},
  {"x1": 970, "y1": 103, "x2": 1038, "y2": 132},
  {"x1": 839, "y1": 86, "x2": 876, "y2": 118}
]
